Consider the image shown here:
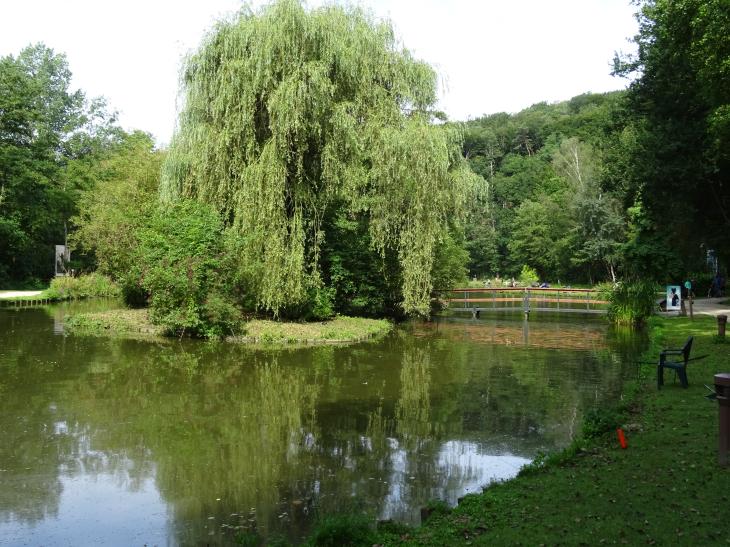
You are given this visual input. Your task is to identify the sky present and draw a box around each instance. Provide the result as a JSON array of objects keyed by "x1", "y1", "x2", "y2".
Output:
[{"x1": 0, "y1": 0, "x2": 638, "y2": 146}]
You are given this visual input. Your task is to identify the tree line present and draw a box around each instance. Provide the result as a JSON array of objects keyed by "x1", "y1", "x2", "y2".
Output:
[
  {"x1": 0, "y1": 0, "x2": 727, "y2": 333},
  {"x1": 464, "y1": 0, "x2": 728, "y2": 289}
]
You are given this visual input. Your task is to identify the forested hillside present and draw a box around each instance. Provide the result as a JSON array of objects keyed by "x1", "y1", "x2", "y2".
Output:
[
  {"x1": 462, "y1": 91, "x2": 630, "y2": 284},
  {"x1": 463, "y1": 0, "x2": 729, "y2": 286}
]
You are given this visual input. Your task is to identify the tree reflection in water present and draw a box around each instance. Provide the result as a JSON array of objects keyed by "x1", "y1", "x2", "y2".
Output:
[{"x1": 0, "y1": 305, "x2": 647, "y2": 544}]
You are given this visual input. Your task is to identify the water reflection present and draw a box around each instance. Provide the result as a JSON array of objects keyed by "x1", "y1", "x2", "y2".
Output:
[{"x1": 0, "y1": 304, "x2": 646, "y2": 544}]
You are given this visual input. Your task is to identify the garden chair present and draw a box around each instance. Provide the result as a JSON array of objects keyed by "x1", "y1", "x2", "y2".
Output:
[{"x1": 657, "y1": 336, "x2": 693, "y2": 389}]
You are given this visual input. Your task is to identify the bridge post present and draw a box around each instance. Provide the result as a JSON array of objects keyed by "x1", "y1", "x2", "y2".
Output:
[{"x1": 523, "y1": 288, "x2": 530, "y2": 319}]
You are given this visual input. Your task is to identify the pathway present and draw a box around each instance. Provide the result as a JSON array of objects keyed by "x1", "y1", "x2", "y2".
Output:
[
  {"x1": 0, "y1": 290, "x2": 42, "y2": 299},
  {"x1": 691, "y1": 296, "x2": 730, "y2": 317}
]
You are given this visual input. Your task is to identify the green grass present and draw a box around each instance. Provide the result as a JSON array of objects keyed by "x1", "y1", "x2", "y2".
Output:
[
  {"x1": 64, "y1": 308, "x2": 392, "y2": 345},
  {"x1": 233, "y1": 316, "x2": 392, "y2": 345},
  {"x1": 64, "y1": 308, "x2": 165, "y2": 339},
  {"x1": 1, "y1": 274, "x2": 120, "y2": 303},
  {"x1": 369, "y1": 315, "x2": 730, "y2": 546}
]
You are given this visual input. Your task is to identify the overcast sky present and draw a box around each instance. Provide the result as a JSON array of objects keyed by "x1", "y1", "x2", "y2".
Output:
[{"x1": 0, "y1": 0, "x2": 638, "y2": 146}]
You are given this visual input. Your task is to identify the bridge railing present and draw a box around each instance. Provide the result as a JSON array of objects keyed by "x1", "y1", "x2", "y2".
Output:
[{"x1": 434, "y1": 287, "x2": 609, "y2": 315}]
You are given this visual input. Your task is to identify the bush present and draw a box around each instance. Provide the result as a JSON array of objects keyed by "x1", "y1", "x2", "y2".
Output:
[
  {"x1": 45, "y1": 273, "x2": 120, "y2": 300},
  {"x1": 137, "y1": 200, "x2": 240, "y2": 338},
  {"x1": 278, "y1": 286, "x2": 336, "y2": 322},
  {"x1": 120, "y1": 278, "x2": 148, "y2": 308},
  {"x1": 519, "y1": 265, "x2": 539, "y2": 285},
  {"x1": 305, "y1": 514, "x2": 375, "y2": 547},
  {"x1": 582, "y1": 407, "x2": 624, "y2": 439},
  {"x1": 603, "y1": 280, "x2": 658, "y2": 326}
]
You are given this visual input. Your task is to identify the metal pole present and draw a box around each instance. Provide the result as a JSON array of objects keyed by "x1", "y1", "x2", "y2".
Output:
[{"x1": 716, "y1": 373, "x2": 730, "y2": 467}]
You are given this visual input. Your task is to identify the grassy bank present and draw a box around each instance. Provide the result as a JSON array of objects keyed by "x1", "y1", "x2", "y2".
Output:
[
  {"x1": 0, "y1": 274, "x2": 119, "y2": 303},
  {"x1": 364, "y1": 315, "x2": 729, "y2": 545},
  {"x1": 232, "y1": 316, "x2": 392, "y2": 344},
  {"x1": 64, "y1": 308, "x2": 392, "y2": 345},
  {"x1": 64, "y1": 309, "x2": 165, "y2": 340}
]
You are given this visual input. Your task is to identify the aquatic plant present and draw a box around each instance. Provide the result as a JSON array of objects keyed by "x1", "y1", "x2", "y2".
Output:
[{"x1": 603, "y1": 280, "x2": 657, "y2": 326}]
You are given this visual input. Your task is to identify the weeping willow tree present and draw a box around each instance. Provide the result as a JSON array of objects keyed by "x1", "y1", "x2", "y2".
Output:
[{"x1": 162, "y1": 0, "x2": 477, "y2": 315}]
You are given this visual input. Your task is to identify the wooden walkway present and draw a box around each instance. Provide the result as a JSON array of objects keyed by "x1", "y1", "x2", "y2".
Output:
[
  {"x1": 437, "y1": 287, "x2": 609, "y2": 316},
  {"x1": 0, "y1": 297, "x2": 55, "y2": 308}
]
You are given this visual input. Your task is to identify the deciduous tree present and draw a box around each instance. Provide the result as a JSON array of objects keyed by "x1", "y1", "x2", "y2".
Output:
[{"x1": 161, "y1": 0, "x2": 477, "y2": 315}]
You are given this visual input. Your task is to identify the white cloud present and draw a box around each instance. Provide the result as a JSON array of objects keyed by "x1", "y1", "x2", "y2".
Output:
[{"x1": 0, "y1": 0, "x2": 637, "y2": 145}]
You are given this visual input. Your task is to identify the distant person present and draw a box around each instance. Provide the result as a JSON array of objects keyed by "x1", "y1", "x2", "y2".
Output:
[
  {"x1": 710, "y1": 273, "x2": 723, "y2": 297},
  {"x1": 720, "y1": 273, "x2": 726, "y2": 297}
]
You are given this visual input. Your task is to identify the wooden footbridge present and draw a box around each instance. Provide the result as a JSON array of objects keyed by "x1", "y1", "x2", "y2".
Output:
[{"x1": 437, "y1": 287, "x2": 609, "y2": 317}]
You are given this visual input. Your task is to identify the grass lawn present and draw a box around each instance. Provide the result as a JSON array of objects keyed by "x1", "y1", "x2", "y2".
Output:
[
  {"x1": 371, "y1": 315, "x2": 730, "y2": 545},
  {"x1": 64, "y1": 308, "x2": 165, "y2": 339},
  {"x1": 235, "y1": 316, "x2": 391, "y2": 344}
]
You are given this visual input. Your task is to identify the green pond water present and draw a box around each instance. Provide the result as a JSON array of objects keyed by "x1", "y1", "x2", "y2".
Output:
[{"x1": 0, "y1": 301, "x2": 646, "y2": 545}]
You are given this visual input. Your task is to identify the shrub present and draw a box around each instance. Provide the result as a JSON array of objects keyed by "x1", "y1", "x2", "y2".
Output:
[
  {"x1": 518, "y1": 265, "x2": 539, "y2": 285},
  {"x1": 46, "y1": 273, "x2": 120, "y2": 300},
  {"x1": 137, "y1": 200, "x2": 240, "y2": 338},
  {"x1": 304, "y1": 514, "x2": 375, "y2": 547},
  {"x1": 582, "y1": 407, "x2": 624, "y2": 439},
  {"x1": 120, "y1": 278, "x2": 148, "y2": 308},
  {"x1": 278, "y1": 286, "x2": 336, "y2": 322},
  {"x1": 603, "y1": 280, "x2": 657, "y2": 326}
]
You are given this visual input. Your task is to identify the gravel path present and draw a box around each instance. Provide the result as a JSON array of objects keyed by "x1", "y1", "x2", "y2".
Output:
[{"x1": 690, "y1": 297, "x2": 730, "y2": 317}]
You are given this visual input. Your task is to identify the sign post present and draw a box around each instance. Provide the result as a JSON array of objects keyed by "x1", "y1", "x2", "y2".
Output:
[
  {"x1": 54, "y1": 245, "x2": 70, "y2": 277},
  {"x1": 666, "y1": 285, "x2": 681, "y2": 313}
]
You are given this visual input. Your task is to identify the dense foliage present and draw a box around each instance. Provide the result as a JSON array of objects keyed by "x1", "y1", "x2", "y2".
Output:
[
  {"x1": 44, "y1": 273, "x2": 120, "y2": 301},
  {"x1": 0, "y1": 44, "x2": 121, "y2": 287},
  {"x1": 135, "y1": 200, "x2": 239, "y2": 338},
  {"x1": 162, "y1": 0, "x2": 478, "y2": 316},
  {"x1": 613, "y1": 0, "x2": 729, "y2": 277},
  {"x1": 71, "y1": 131, "x2": 164, "y2": 278},
  {"x1": 462, "y1": 92, "x2": 632, "y2": 283},
  {"x1": 602, "y1": 280, "x2": 658, "y2": 326}
]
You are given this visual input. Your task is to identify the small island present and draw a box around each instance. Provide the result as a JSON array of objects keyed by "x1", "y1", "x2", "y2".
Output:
[{"x1": 64, "y1": 308, "x2": 392, "y2": 345}]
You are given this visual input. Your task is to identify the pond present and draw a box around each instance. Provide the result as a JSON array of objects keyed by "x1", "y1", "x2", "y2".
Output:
[{"x1": 0, "y1": 301, "x2": 646, "y2": 545}]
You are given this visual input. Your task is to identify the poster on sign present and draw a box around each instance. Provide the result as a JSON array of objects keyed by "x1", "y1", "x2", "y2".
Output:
[
  {"x1": 666, "y1": 285, "x2": 681, "y2": 311},
  {"x1": 55, "y1": 245, "x2": 70, "y2": 277}
]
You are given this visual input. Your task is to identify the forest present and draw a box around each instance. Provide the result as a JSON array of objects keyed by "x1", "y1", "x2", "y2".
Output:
[{"x1": 0, "y1": 0, "x2": 727, "y2": 334}]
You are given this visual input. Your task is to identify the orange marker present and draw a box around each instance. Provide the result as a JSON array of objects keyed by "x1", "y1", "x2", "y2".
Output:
[{"x1": 617, "y1": 428, "x2": 628, "y2": 449}]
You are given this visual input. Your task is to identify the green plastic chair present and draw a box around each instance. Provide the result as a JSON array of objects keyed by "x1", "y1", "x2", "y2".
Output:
[{"x1": 657, "y1": 336, "x2": 693, "y2": 389}]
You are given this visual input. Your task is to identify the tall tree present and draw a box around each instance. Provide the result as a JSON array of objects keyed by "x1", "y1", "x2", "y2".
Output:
[
  {"x1": 72, "y1": 131, "x2": 164, "y2": 277},
  {"x1": 162, "y1": 0, "x2": 477, "y2": 315},
  {"x1": 614, "y1": 0, "x2": 730, "y2": 274},
  {"x1": 553, "y1": 138, "x2": 625, "y2": 282},
  {"x1": 0, "y1": 44, "x2": 120, "y2": 285}
]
